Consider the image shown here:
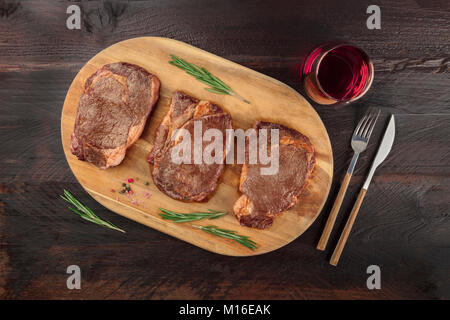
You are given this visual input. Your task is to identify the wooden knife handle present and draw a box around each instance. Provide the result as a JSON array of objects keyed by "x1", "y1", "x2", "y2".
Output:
[
  {"x1": 317, "y1": 172, "x2": 352, "y2": 251},
  {"x1": 330, "y1": 188, "x2": 367, "y2": 266}
]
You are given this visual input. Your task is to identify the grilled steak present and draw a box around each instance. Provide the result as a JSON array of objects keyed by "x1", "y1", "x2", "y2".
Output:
[
  {"x1": 148, "y1": 91, "x2": 232, "y2": 201},
  {"x1": 71, "y1": 62, "x2": 160, "y2": 169},
  {"x1": 233, "y1": 122, "x2": 315, "y2": 229}
]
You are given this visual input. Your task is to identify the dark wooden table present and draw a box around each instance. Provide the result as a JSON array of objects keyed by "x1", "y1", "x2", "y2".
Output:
[{"x1": 1, "y1": 0, "x2": 449, "y2": 300}]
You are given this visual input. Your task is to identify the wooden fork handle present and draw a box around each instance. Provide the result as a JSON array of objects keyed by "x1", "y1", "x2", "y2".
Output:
[
  {"x1": 317, "y1": 172, "x2": 352, "y2": 251},
  {"x1": 330, "y1": 188, "x2": 367, "y2": 266}
]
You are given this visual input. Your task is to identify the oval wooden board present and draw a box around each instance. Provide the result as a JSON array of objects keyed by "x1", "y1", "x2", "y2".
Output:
[{"x1": 61, "y1": 37, "x2": 333, "y2": 256}]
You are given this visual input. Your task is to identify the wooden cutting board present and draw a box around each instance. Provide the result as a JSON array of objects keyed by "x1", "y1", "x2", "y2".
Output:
[{"x1": 61, "y1": 37, "x2": 333, "y2": 256}]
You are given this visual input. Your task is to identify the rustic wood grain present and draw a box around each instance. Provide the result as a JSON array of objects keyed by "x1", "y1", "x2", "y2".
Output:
[
  {"x1": 317, "y1": 172, "x2": 352, "y2": 251},
  {"x1": 60, "y1": 37, "x2": 333, "y2": 256},
  {"x1": 330, "y1": 188, "x2": 368, "y2": 266},
  {"x1": 0, "y1": 0, "x2": 449, "y2": 299}
]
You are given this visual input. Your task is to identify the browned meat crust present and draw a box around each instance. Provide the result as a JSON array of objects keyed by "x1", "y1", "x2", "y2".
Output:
[
  {"x1": 71, "y1": 62, "x2": 160, "y2": 169},
  {"x1": 233, "y1": 121, "x2": 316, "y2": 229},
  {"x1": 148, "y1": 91, "x2": 232, "y2": 202}
]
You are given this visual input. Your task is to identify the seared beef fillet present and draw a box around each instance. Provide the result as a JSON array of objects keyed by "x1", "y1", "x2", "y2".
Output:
[
  {"x1": 71, "y1": 62, "x2": 160, "y2": 169},
  {"x1": 148, "y1": 91, "x2": 232, "y2": 201},
  {"x1": 233, "y1": 122, "x2": 315, "y2": 229}
]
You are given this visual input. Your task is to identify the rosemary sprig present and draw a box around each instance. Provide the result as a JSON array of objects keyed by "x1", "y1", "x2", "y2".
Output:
[
  {"x1": 193, "y1": 225, "x2": 258, "y2": 251},
  {"x1": 169, "y1": 54, "x2": 250, "y2": 104},
  {"x1": 159, "y1": 208, "x2": 227, "y2": 223},
  {"x1": 60, "y1": 190, "x2": 125, "y2": 233}
]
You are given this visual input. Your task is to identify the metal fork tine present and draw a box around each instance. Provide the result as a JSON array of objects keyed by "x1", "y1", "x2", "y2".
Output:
[
  {"x1": 353, "y1": 114, "x2": 367, "y2": 136},
  {"x1": 361, "y1": 110, "x2": 377, "y2": 138},
  {"x1": 356, "y1": 113, "x2": 371, "y2": 136},
  {"x1": 365, "y1": 109, "x2": 380, "y2": 140}
]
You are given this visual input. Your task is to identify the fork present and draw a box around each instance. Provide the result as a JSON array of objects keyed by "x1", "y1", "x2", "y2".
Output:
[{"x1": 317, "y1": 108, "x2": 380, "y2": 251}]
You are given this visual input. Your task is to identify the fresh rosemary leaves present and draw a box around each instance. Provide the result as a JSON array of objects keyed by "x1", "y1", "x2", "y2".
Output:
[
  {"x1": 158, "y1": 207, "x2": 258, "y2": 251},
  {"x1": 158, "y1": 208, "x2": 227, "y2": 222},
  {"x1": 169, "y1": 54, "x2": 250, "y2": 104},
  {"x1": 193, "y1": 225, "x2": 258, "y2": 251},
  {"x1": 61, "y1": 190, "x2": 125, "y2": 233},
  {"x1": 60, "y1": 191, "x2": 257, "y2": 250}
]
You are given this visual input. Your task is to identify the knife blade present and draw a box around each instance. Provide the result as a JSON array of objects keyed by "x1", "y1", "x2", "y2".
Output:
[{"x1": 362, "y1": 114, "x2": 396, "y2": 190}]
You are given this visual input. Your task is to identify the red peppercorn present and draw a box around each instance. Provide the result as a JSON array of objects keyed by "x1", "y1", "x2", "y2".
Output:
[
  {"x1": 127, "y1": 178, "x2": 134, "y2": 183},
  {"x1": 128, "y1": 190, "x2": 133, "y2": 195}
]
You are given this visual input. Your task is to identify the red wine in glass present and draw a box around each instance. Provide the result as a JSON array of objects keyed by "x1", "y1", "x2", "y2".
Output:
[{"x1": 301, "y1": 43, "x2": 374, "y2": 105}]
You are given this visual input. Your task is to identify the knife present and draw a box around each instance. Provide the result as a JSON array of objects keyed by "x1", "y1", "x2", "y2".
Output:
[{"x1": 330, "y1": 114, "x2": 396, "y2": 266}]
